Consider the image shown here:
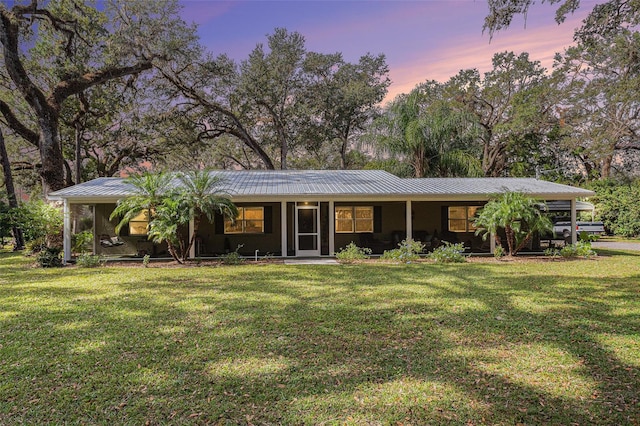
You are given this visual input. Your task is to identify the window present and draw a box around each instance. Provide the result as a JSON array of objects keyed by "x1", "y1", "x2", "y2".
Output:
[
  {"x1": 335, "y1": 206, "x2": 374, "y2": 233},
  {"x1": 448, "y1": 206, "x2": 480, "y2": 232},
  {"x1": 129, "y1": 210, "x2": 151, "y2": 236},
  {"x1": 224, "y1": 207, "x2": 264, "y2": 234}
]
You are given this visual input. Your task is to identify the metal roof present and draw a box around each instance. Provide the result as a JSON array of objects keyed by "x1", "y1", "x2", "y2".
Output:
[
  {"x1": 545, "y1": 200, "x2": 595, "y2": 212},
  {"x1": 48, "y1": 170, "x2": 594, "y2": 202}
]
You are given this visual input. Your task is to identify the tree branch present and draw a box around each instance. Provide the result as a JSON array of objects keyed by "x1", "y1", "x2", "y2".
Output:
[
  {"x1": 0, "y1": 100, "x2": 39, "y2": 146},
  {"x1": 51, "y1": 61, "x2": 153, "y2": 109}
]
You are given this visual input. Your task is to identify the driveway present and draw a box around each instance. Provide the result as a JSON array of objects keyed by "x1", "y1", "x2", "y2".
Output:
[{"x1": 592, "y1": 241, "x2": 640, "y2": 251}]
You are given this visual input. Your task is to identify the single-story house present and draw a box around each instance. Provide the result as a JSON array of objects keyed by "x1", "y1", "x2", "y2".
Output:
[{"x1": 48, "y1": 170, "x2": 595, "y2": 262}]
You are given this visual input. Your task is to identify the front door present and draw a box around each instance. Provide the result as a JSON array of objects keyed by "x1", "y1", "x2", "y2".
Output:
[{"x1": 295, "y1": 203, "x2": 320, "y2": 257}]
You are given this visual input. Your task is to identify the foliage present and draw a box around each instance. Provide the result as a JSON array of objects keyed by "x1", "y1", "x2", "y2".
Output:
[
  {"x1": 560, "y1": 241, "x2": 597, "y2": 258},
  {"x1": 493, "y1": 245, "x2": 506, "y2": 259},
  {"x1": 544, "y1": 247, "x2": 560, "y2": 257},
  {"x1": 161, "y1": 28, "x2": 389, "y2": 170},
  {"x1": 0, "y1": 201, "x2": 11, "y2": 241},
  {"x1": 0, "y1": 0, "x2": 198, "y2": 194},
  {"x1": 381, "y1": 238, "x2": 425, "y2": 263},
  {"x1": 429, "y1": 241, "x2": 467, "y2": 263},
  {"x1": 588, "y1": 179, "x2": 640, "y2": 237},
  {"x1": 75, "y1": 253, "x2": 105, "y2": 268},
  {"x1": 71, "y1": 230, "x2": 93, "y2": 254},
  {"x1": 110, "y1": 172, "x2": 174, "y2": 235},
  {"x1": 221, "y1": 245, "x2": 245, "y2": 265},
  {"x1": 334, "y1": 242, "x2": 372, "y2": 263},
  {"x1": 2, "y1": 250, "x2": 640, "y2": 424},
  {"x1": 111, "y1": 170, "x2": 237, "y2": 264},
  {"x1": 35, "y1": 246, "x2": 63, "y2": 268},
  {"x1": 484, "y1": 0, "x2": 640, "y2": 43},
  {"x1": 579, "y1": 231, "x2": 599, "y2": 242},
  {"x1": 142, "y1": 254, "x2": 151, "y2": 268},
  {"x1": 553, "y1": 28, "x2": 640, "y2": 179},
  {"x1": 373, "y1": 82, "x2": 482, "y2": 178},
  {"x1": 474, "y1": 192, "x2": 553, "y2": 256},
  {"x1": 9, "y1": 200, "x2": 63, "y2": 248},
  {"x1": 447, "y1": 52, "x2": 556, "y2": 177}
]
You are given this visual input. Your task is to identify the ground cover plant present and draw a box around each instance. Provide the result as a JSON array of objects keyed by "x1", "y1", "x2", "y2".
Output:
[{"x1": 1, "y1": 250, "x2": 639, "y2": 424}]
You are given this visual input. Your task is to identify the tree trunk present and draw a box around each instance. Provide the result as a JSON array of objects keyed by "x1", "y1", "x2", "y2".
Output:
[
  {"x1": 75, "y1": 120, "x2": 82, "y2": 185},
  {"x1": 38, "y1": 113, "x2": 66, "y2": 194},
  {"x1": 601, "y1": 154, "x2": 613, "y2": 179},
  {"x1": 0, "y1": 127, "x2": 25, "y2": 250},
  {"x1": 340, "y1": 135, "x2": 348, "y2": 170}
]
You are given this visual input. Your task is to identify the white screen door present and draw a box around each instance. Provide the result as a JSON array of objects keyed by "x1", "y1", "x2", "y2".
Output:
[{"x1": 295, "y1": 203, "x2": 320, "y2": 256}]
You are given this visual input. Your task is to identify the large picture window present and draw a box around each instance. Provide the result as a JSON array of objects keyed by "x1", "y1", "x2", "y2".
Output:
[
  {"x1": 335, "y1": 206, "x2": 374, "y2": 233},
  {"x1": 448, "y1": 206, "x2": 480, "y2": 232},
  {"x1": 129, "y1": 210, "x2": 150, "y2": 236},
  {"x1": 224, "y1": 207, "x2": 264, "y2": 234}
]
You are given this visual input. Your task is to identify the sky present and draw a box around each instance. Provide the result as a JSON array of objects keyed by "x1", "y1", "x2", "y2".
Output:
[{"x1": 179, "y1": 0, "x2": 596, "y2": 103}]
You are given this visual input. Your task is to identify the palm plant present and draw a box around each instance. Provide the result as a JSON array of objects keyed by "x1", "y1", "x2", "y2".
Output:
[
  {"x1": 147, "y1": 197, "x2": 189, "y2": 263},
  {"x1": 110, "y1": 171, "x2": 174, "y2": 235},
  {"x1": 376, "y1": 83, "x2": 482, "y2": 178},
  {"x1": 178, "y1": 169, "x2": 238, "y2": 261},
  {"x1": 110, "y1": 170, "x2": 237, "y2": 263},
  {"x1": 474, "y1": 192, "x2": 552, "y2": 256}
]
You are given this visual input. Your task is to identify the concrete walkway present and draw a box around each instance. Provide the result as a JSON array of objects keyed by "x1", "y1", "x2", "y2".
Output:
[
  {"x1": 284, "y1": 258, "x2": 339, "y2": 265},
  {"x1": 592, "y1": 241, "x2": 640, "y2": 251}
]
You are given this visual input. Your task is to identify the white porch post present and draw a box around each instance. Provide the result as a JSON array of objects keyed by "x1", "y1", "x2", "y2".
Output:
[
  {"x1": 406, "y1": 200, "x2": 413, "y2": 240},
  {"x1": 329, "y1": 200, "x2": 335, "y2": 255},
  {"x1": 281, "y1": 201, "x2": 287, "y2": 257},
  {"x1": 570, "y1": 198, "x2": 577, "y2": 244},
  {"x1": 189, "y1": 217, "x2": 196, "y2": 259},
  {"x1": 63, "y1": 200, "x2": 72, "y2": 264},
  {"x1": 92, "y1": 204, "x2": 97, "y2": 255}
]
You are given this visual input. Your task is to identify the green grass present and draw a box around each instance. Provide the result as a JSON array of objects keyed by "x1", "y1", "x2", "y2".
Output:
[{"x1": 1, "y1": 251, "x2": 640, "y2": 425}]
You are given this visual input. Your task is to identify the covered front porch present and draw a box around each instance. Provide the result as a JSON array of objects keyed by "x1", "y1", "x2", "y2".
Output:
[{"x1": 60, "y1": 197, "x2": 584, "y2": 262}]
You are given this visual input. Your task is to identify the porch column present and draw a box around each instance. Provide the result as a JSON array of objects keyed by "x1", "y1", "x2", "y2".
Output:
[
  {"x1": 570, "y1": 198, "x2": 577, "y2": 244},
  {"x1": 63, "y1": 200, "x2": 72, "y2": 264},
  {"x1": 189, "y1": 217, "x2": 195, "y2": 259},
  {"x1": 281, "y1": 201, "x2": 287, "y2": 257},
  {"x1": 92, "y1": 205, "x2": 97, "y2": 255},
  {"x1": 329, "y1": 200, "x2": 335, "y2": 255},
  {"x1": 406, "y1": 200, "x2": 413, "y2": 240}
]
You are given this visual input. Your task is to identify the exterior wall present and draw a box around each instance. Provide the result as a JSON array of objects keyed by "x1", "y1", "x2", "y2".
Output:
[
  {"x1": 197, "y1": 202, "x2": 282, "y2": 256},
  {"x1": 333, "y1": 201, "x2": 406, "y2": 254},
  {"x1": 91, "y1": 199, "x2": 495, "y2": 258},
  {"x1": 412, "y1": 201, "x2": 489, "y2": 252}
]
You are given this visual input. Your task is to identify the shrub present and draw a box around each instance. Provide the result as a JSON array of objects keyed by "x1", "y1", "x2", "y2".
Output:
[
  {"x1": 72, "y1": 230, "x2": 94, "y2": 254},
  {"x1": 10, "y1": 200, "x2": 63, "y2": 247},
  {"x1": 25, "y1": 237, "x2": 45, "y2": 255},
  {"x1": 76, "y1": 253, "x2": 105, "y2": 268},
  {"x1": 142, "y1": 254, "x2": 151, "y2": 268},
  {"x1": 588, "y1": 179, "x2": 640, "y2": 237},
  {"x1": 36, "y1": 247, "x2": 63, "y2": 268},
  {"x1": 544, "y1": 247, "x2": 560, "y2": 257},
  {"x1": 493, "y1": 245, "x2": 505, "y2": 259},
  {"x1": 381, "y1": 238, "x2": 424, "y2": 263},
  {"x1": 335, "y1": 242, "x2": 372, "y2": 263},
  {"x1": 560, "y1": 241, "x2": 596, "y2": 258},
  {"x1": 221, "y1": 245, "x2": 245, "y2": 265},
  {"x1": 429, "y1": 242, "x2": 467, "y2": 263}
]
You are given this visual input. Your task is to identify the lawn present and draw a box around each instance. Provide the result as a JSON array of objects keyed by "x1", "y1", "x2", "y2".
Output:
[{"x1": 1, "y1": 251, "x2": 639, "y2": 425}]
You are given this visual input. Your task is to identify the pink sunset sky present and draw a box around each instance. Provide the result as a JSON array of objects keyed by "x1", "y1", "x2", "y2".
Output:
[{"x1": 180, "y1": 0, "x2": 596, "y2": 103}]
